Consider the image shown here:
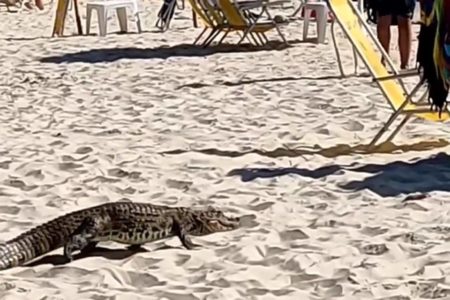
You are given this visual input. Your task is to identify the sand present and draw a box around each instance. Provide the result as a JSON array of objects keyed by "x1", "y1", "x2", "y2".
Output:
[{"x1": 1, "y1": 1, "x2": 450, "y2": 299}]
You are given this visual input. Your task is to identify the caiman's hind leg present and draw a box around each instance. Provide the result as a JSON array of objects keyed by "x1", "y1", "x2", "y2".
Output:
[
  {"x1": 172, "y1": 217, "x2": 200, "y2": 250},
  {"x1": 64, "y1": 216, "x2": 106, "y2": 261}
]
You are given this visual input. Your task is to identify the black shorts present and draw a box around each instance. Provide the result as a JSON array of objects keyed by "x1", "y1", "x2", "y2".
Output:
[{"x1": 377, "y1": 0, "x2": 416, "y2": 19}]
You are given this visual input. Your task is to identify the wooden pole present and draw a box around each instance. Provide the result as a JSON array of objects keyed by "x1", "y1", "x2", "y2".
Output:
[
  {"x1": 52, "y1": 0, "x2": 83, "y2": 37},
  {"x1": 192, "y1": 9, "x2": 197, "y2": 28},
  {"x1": 73, "y1": 0, "x2": 83, "y2": 35},
  {"x1": 52, "y1": 0, "x2": 69, "y2": 36}
]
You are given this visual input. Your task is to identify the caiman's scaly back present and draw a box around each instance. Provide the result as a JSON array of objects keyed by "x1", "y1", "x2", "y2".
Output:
[{"x1": 0, "y1": 202, "x2": 240, "y2": 271}]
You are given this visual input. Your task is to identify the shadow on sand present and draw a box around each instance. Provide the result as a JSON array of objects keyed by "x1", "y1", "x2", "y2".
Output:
[
  {"x1": 338, "y1": 152, "x2": 450, "y2": 197},
  {"x1": 25, "y1": 244, "x2": 177, "y2": 267},
  {"x1": 177, "y1": 73, "x2": 371, "y2": 89},
  {"x1": 227, "y1": 151, "x2": 450, "y2": 197},
  {"x1": 39, "y1": 41, "x2": 301, "y2": 64},
  {"x1": 162, "y1": 139, "x2": 450, "y2": 159}
]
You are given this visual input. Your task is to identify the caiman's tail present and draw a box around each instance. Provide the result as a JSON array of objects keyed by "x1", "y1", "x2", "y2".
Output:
[{"x1": 0, "y1": 224, "x2": 68, "y2": 271}]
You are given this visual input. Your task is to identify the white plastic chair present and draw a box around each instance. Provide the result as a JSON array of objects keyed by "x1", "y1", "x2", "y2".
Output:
[
  {"x1": 302, "y1": 0, "x2": 328, "y2": 43},
  {"x1": 86, "y1": 0, "x2": 142, "y2": 36}
]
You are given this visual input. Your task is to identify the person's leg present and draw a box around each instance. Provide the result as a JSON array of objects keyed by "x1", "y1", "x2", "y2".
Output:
[
  {"x1": 396, "y1": 0, "x2": 415, "y2": 69},
  {"x1": 397, "y1": 16, "x2": 412, "y2": 69},
  {"x1": 377, "y1": 14, "x2": 392, "y2": 64}
]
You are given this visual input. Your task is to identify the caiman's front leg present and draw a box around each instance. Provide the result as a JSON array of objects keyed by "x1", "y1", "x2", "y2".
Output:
[
  {"x1": 172, "y1": 217, "x2": 200, "y2": 250},
  {"x1": 64, "y1": 216, "x2": 107, "y2": 261}
]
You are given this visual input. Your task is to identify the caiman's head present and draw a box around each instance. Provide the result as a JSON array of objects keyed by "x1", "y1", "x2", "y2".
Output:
[{"x1": 188, "y1": 206, "x2": 240, "y2": 236}]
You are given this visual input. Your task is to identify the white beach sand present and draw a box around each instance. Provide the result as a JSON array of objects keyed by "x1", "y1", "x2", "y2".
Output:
[{"x1": 1, "y1": 1, "x2": 450, "y2": 299}]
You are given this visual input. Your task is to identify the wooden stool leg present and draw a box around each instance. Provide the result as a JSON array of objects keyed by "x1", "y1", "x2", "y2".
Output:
[
  {"x1": 52, "y1": 0, "x2": 69, "y2": 36},
  {"x1": 73, "y1": 0, "x2": 83, "y2": 35},
  {"x1": 192, "y1": 9, "x2": 197, "y2": 28}
]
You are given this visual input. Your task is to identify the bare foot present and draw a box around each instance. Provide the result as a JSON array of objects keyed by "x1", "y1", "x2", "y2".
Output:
[{"x1": 35, "y1": 0, "x2": 44, "y2": 10}]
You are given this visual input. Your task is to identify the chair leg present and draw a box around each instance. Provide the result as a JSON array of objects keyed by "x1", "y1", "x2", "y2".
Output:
[
  {"x1": 316, "y1": 7, "x2": 327, "y2": 43},
  {"x1": 274, "y1": 23, "x2": 288, "y2": 45},
  {"x1": 158, "y1": 4, "x2": 169, "y2": 31},
  {"x1": 368, "y1": 82, "x2": 422, "y2": 148},
  {"x1": 352, "y1": 47, "x2": 358, "y2": 74},
  {"x1": 217, "y1": 29, "x2": 230, "y2": 45},
  {"x1": 116, "y1": 7, "x2": 128, "y2": 33},
  {"x1": 245, "y1": 35, "x2": 255, "y2": 45},
  {"x1": 385, "y1": 114, "x2": 412, "y2": 144},
  {"x1": 73, "y1": 0, "x2": 83, "y2": 35},
  {"x1": 192, "y1": 9, "x2": 198, "y2": 28},
  {"x1": 132, "y1": 2, "x2": 142, "y2": 33},
  {"x1": 156, "y1": 0, "x2": 174, "y2": 31},
  {"x1": 165, "y1": 1, "x2": 176, "y2": 30},
  {"x1": 368, "y1": 113, "x2": 410, "y2": 149},
  {"x1": 97, "y1": 7, "x2": 108, "y2": 36},
  {"x1": 368, "y1": 110, "x2": 401, "y2": 148},
  {"x1": 331, "y1": 20, "x2": 345, "y2": 77},
  {"x1": 86, "y1": 6, "x2": 92, "y2": 35},
  {"x1": 248, "y1": 32, "x2": 261, "y2": 46},
  {"x1": 203, "y1": 29, "x2": 221, "y2": 47},
  {"x1": 302, "y1": 7, "x2": 311, "y2": 41},
  {"x1": 254, "y1": 32, "x2": 266, "y2": 46},
  {"x1": 201, "y1": 28, "x2": 217, "y2": 45},
  {"x1": 135, "y1": 13, "x2": 142, "y2": 33},
  {"x1": 237, "y1": 26, "x2": 253, "y2": 45},
  {"x1": 237, "y1": 31, "x2": 247, "y2": 45},
  {"x1": 194, "y1": 27, "x2": 208, "y2": 45}
]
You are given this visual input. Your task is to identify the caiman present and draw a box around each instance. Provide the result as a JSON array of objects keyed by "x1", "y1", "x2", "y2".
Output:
[{"x1": 0, "y1": 201, "x2": 240, "y2": 270}]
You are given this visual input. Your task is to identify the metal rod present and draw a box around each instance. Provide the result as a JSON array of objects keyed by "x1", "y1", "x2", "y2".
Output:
[
  {"x1": 375, "y1": 71, "x2": 420, "y2": 82},
  {"x1": 330, "y1": 20, "x2": 345, "y2": 77},
  {"x1": 368, "y1": 80, "x2": 423, "y2": 147},
  {"x1": 385, "y1": 114, "x2": 412, "y2": 143},
  {"x1": 193, "y1": 27, "x2": 208, "y2": 45}
]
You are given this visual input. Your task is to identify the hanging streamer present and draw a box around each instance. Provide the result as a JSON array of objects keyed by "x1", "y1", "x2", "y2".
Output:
[{"x1": 417, "y1": 0, "x2": 449, "y2": 116}]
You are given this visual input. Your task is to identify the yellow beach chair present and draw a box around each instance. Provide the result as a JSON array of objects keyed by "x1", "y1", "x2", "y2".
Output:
[
  {"x1": 187, "y1": 0, "x2": 248, "y2": 46},
  {"x1": 216, "y1": 0, "x2": 288, "y2": 46},
  {"x1": 193, "y1": 0, "x2": 261, "y2": 46},
  {"x1": 187, "y1": 0, "x2": 222, "y2": 45},
  {"x1": 327, "y1": 0, "x2": 450, "y2": 147},
  {"x1": 195, "y1": 0, "x2": 240, "y2": 46}
]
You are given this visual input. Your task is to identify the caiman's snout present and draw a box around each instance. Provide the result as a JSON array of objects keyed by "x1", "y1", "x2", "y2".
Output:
[
  {"x1": 203, "y1": 219, "x2": 237, "y2": 233},
  {"x1": 194, "y1": 207, "x2": 241, "y2": 235},
  {"x1": 213, "y1": 216, "x2": 240, "y2": 231}
]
